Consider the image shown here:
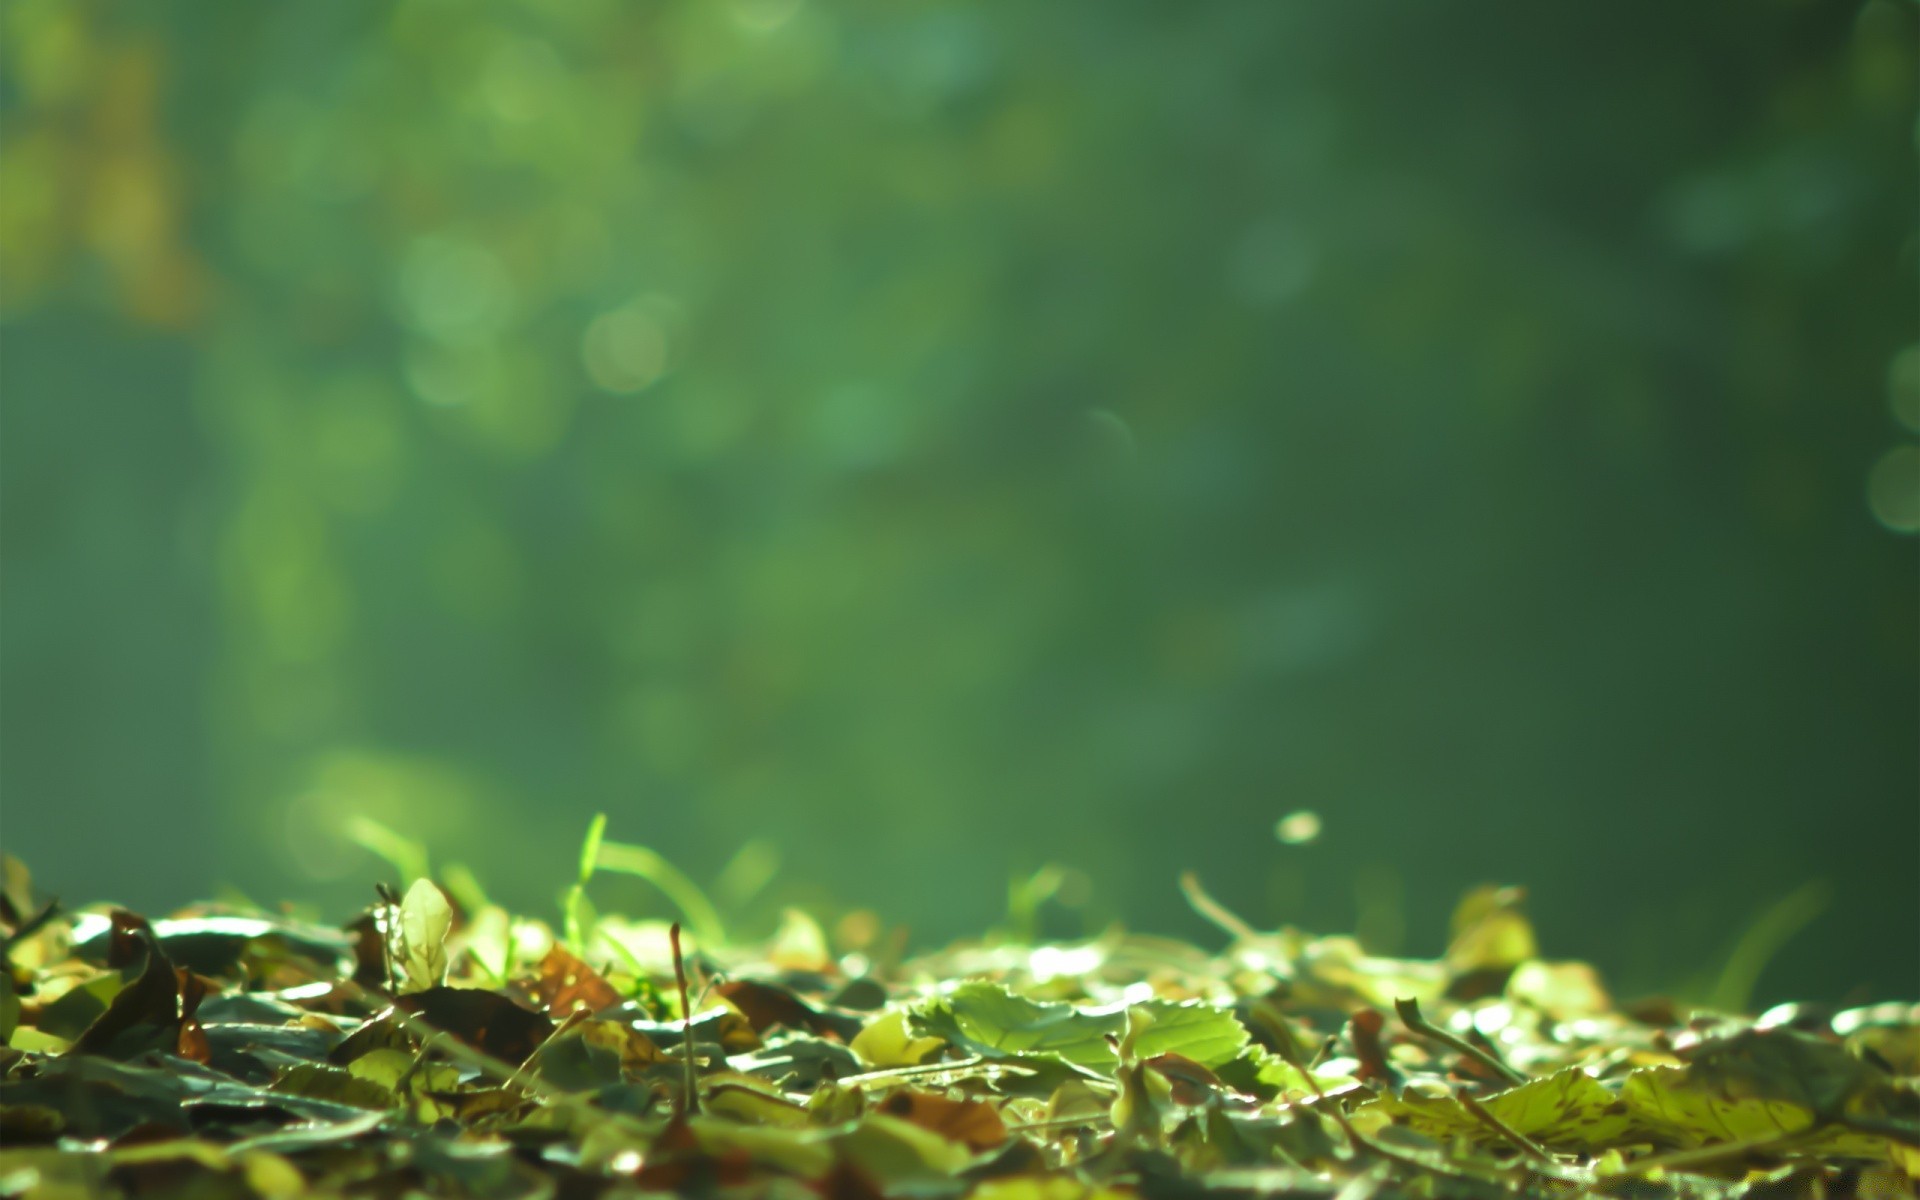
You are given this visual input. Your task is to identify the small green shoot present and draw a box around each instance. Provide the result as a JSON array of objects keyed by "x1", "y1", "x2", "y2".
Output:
[
  {"x1": 1004, "y1": 864, "x2": 1064, "y2": 943},
  {"x1": 395, "y1": 878, "x2": 453, "y2": 993},
  {"x1": 1708, "y1": 880, "x2": 1830, "y2": 1014},
  {"x1": 670, "y1": 921, "x2": 699, "y2": 1115},
  {"x1": 563, "y1": 813, "x2": 607, "y2": 953},
  {"x1": 345, "y1": 815, "x2": 433, "y2": 885},
  {"x1": 439, "y1": 862, "x2": 491, "y2": 915},
  {"x1": 594, "y1": 838, "x2": 726, "y2": 946}
]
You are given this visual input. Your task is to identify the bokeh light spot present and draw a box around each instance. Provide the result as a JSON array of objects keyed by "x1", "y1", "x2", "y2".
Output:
[
  {"x1": 480, "y1": 37, "x2": 566, "y2": 126},
  {"x1": 1865, "y1": 445, "x2": 1919, "y2": 534},
  {"x1": 397, "y1": 234, "x2": 514, "y2": 345},
  {"x1": 808, "y1": 383, "x2": 906, "y2": 469},
  {"x1": 313, "y1": 374, "x2": 405, "y2": 515},
  {"x1": 730, "y1": 0, "x2": 804, "y2": 35},
  {"x1": 1275, "y1": 810, "x2": 1323, "y2": 845},
  {"x1": 405, "y1": 344, "x2": 477, "y2": 407},
  {"x1": 582, "y1": 302, "x2": 671, "y2": 395}
]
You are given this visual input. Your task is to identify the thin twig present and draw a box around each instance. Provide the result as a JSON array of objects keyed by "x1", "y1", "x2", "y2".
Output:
[
  {"x1": 1456, "y1": 1090, "x2": 1552, "y2": 1164},
  {"x1": 835, "y1": 1056, "x2": 1050, "y2": 1088},
  {"x1": 1392, "y1": 998, "x2": 1526, "y2": 1087},
  {"x1": 670, "y1": 922, "x2": 699, "y2": 1115},
  {"x1": 1179, "y1": 872, "x2": 1262, "y2": 943},
  {"x1": 1006, "y1": 1113, "x2": 1111, "y2": 1132}
]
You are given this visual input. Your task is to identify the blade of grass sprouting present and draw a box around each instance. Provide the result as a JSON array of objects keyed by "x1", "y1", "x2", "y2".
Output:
[
  {"x1": 1006, "y1": 865, "x2": 1064, "y2": 942},
  {"x1": 577, "y1": 813, "x2": 607, "y2": 887},
  {"x1": 1708, "y1": 880, "x2": 1830, "y2": 1014},
  {"x1": 345, "y1": 815, "x2": 432, "y2": 885},
  {"x1": 594, "y1": 840, "x2": 726, "y2": 946},
  {"x1": 593, "y1": 920, "x2": 648, "y2": 980},
  {"x1": 440, "y1": 862, "x2": 491, "y2": 914},
  {"x1": 564, "y1": 813, "x2": 607, "y2": 952},
  {"x1": 714, "y1": 839, "x2": 780, "y2": 909}
]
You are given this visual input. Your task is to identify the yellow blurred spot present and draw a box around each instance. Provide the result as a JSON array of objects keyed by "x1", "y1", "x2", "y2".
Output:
[
  {"x1": 1866, "y1": 445, "x2": 1919, "y2": 534},
  {"x1": 582, "y1": 302, "x2": 671, "y2": 394},
  {"x1": 1508, "y1": 959, "x2": 1613, "y2": 1021},
  {"x1": 1446, "y1": 885, "x2": 1538, "y2": 974},
  {"x1": 850, "y1": 1010, "x2": 944, "y2": 1068},
  {"x1": 1274, "y1": 810, "x2": 1322, "y2": 845},
  {"x1": 834, "y1": 909, "x2": 880, "y2": 953},
  {"x1": 239, "y1": 1151, "x2": 306, "y2": 1200},
  {"x1": 1028, "y1": 943, "x2": 1103, "y2": 982},
  {"x1": 5, "y1": 1, "x2": 95, "y2": 104},
  {"x1": 969, "y1": 1177, "x2": 1135, "y2": 1200},
  {"x1": 480, "y1": 36, "x2": 566, "y2": 126},
  {"x1": 768, "y1": 907, "x2": 832, "y2": 971},
  {"x1": 0, "y1": 131, "x2": 67, "y2": 312}
]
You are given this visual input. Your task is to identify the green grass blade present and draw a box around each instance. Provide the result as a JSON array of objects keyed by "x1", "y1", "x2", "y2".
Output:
[
  {"x1": 344, "y1": 815, "x2": 432, "y2": 885},
  {"x1": 595, "y1": 840, "x2": 727, "y2": 946},
  {"x1": 563, "y1": 813, "x2": 608, "y2": 952}
]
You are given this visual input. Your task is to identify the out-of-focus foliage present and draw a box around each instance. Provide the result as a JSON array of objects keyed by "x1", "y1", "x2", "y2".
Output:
[
  {"x1": 4, "y1": 858, "x2": 1919, "y2": 1198},
  {"x1": 0, "y1": 1, "x2": 1915, "y2": 999}
]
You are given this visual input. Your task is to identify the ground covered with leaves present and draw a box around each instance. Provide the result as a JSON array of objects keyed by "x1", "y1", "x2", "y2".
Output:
[{"x1": 2, "y1": 838, "x2": 1916, "y2": 1200}]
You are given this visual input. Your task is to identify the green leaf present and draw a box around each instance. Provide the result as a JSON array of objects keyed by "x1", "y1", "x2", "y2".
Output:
[
  {"x1": 1354, "y1": 1067, "x2": 1638, "y2": 1153},
  {"x1": 913, "y1": 981, "x2": 1248, "y2": 1070},
  {"x1": 35, "y1": 971, "x2": 124, "y2": 1040},
  {"x1": 270, "y1": 1061, "x2": 396, "y2": 1111},
  {"x1": 1617, "y1": 1064, "x2": 1891, "y2": 1159},
  {"x1": 1479, "y1": 1067, "x2": 1638, "y2": 1148},
  {"x1": 1622, "y1": 1064, "x2": 1804, "y2": 1144},
  {"x1": 396, "y1": 878, "x2": 452, "y2": 993},
  {"x1": 1216, "y1": 1043, "x2": 1358, "y2": 1101}
]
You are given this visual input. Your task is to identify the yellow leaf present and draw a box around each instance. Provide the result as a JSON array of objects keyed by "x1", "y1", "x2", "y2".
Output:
[{"x1": 852, "y1": 1010, "x2": 945, "y2": 1068}]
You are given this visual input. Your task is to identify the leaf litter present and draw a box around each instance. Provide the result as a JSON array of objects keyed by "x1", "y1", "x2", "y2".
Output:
[{"x1": 1, "y1": 833, "x2": 1916, "y2": 1200}]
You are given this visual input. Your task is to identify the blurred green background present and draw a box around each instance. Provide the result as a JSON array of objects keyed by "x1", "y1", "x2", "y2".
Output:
[{"x1": 2, "y1": 0, "x2": 1915, "y2": 1005}]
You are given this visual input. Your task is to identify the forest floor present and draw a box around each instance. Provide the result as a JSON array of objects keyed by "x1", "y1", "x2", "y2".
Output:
[{"x1": 2, "y1": 836, "x2": 1916, "y2": 1199}]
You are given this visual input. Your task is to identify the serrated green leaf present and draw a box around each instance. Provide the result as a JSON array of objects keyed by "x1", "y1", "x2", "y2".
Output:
[
  {"x1": 1354, "y1": 1067, "x2": 1637, "y2": 1152},
  {"x1": 1479, "y1": 1067, "x2": 1637, "y2": 1148},
  {"x1": 913, "y1": 981, "x2": 1248, "y2": 1070},
  {"x1": 1616, "y1": 1064, "x2": 1896, "y2": 1161}
]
